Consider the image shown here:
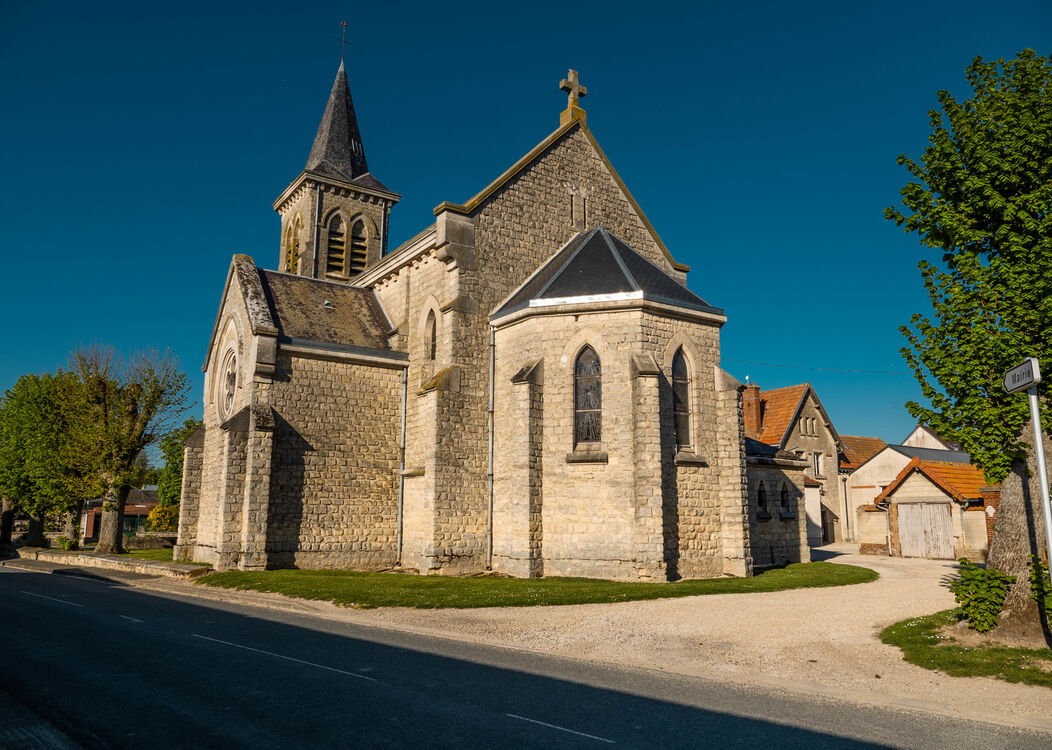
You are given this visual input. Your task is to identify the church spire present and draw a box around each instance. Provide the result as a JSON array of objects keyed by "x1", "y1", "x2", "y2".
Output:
[{"x1": 305, "y1": 61, "x2": 369, "y2": 181}]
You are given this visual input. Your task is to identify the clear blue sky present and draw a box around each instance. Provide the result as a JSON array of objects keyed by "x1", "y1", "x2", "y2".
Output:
[{"x1": 2, "y1": 1, "x2": 1049, "y2": 445}]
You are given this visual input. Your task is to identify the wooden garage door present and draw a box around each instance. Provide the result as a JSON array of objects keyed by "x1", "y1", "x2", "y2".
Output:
[{"x1": 898, "y1": 503, "x2": 954, "y2": 559}]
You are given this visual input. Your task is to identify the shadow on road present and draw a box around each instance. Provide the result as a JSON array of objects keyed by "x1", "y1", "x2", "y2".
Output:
[
  {"x1": 0, "y1": 568, "x2": 996, "y2": 749},
  {"x1": 810, "y1": 546, "x2": 846, "y2": 562}
]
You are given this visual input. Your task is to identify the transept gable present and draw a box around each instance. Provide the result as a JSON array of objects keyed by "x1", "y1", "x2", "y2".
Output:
[
  {"x1": 432, "y1": 119, "x2": 688, "y2": 276},
  {"x1": 203, "y1": 254, "x2": 277, "y2": 374}
]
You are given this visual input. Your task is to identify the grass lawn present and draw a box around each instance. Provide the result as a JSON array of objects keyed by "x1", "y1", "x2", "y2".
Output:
[
  {"x1": 881, "y1": 610, "x2": 1052, "y2": 689},
  {"x1": 198, "y1": 560, "x2": 876, "y2": 609},
  {"x1": 119, "y1": 548, "x2": 175, "y2": 562}
]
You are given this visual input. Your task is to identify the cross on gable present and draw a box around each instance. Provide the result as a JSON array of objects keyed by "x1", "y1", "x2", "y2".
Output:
[{"x1": 560, "y1": 69, "x2": 587, "y2": 109}]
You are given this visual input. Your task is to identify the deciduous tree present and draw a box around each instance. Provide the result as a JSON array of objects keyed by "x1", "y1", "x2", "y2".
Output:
[
  {"x1": 69, "y1": 346, "x2": 189, "y2": 554},
  {"x1": 156, "y1": 417, "x2": 203, "y2": 507},
  {"x1": 0, "y1": 373, "x2": 97, "y2": 547},
  {"x1": 886, "y1": 49, "x2": 1052, "y2": 638}
]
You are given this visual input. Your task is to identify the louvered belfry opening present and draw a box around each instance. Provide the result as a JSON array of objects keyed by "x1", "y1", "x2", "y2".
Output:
[
  {"x1": 327, "y1": 214, "x2": 346, "y2": 275},
  {"x1": 349, "y1": 219, "x2": 368, "y2": 273},
  {"x1": 574, "y1": 346, "x2": 602, "y2": 446},
  {"x1": 283, "y1": 216, "x2": 301, "y2": 273}
]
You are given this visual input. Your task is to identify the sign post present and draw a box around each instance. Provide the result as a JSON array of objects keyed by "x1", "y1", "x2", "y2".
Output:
[{"x1": 1003, "y1": 357, "x2": 1052, "y2": 590}]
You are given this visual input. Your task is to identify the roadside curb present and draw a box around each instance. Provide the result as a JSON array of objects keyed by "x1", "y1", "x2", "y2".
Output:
[{"x1": 9, "y1": 548, "x2": 210, "y2": 580}]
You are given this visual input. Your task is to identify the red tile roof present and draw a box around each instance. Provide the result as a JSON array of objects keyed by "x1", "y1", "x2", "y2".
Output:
[
  {"x1": 754, "y1": 384, "x2": 809, "y2": 445},
  {"x1": 839, "y1": 435, "x2": 887, "y2": 471},
  {"x1": 875, "y1": 458, "x2": 990, "y2": 504}
]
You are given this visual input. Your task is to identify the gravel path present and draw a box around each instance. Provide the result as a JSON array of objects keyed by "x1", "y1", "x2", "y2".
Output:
[{"x1": 140, "y1": 546, "x2": 1052, "y2": 732}]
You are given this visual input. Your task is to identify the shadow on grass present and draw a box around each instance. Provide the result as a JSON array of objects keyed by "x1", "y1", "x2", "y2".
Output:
[{"x1": 196, "y1": 561, "x2": 878, "y2": 609}]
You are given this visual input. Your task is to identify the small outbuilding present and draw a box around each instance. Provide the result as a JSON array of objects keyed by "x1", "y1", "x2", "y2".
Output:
[{"x1": 857, "y1": 458, "x2": 997, "y2": 561}]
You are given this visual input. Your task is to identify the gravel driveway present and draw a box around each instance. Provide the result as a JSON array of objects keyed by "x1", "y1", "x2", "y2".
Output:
[
  {"x1": 331, "y1": 546, "x2": 1052, "y2": 732},
  {"x1": 143, "y1": 545, "x2": 1052, "y2": 732}
]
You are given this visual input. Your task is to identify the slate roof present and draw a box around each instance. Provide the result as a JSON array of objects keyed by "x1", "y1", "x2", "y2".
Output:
[
  {"x1": 839, "y1": 435, "x2": 888, "y2": 471},
  {"x1": 753, "y1": 384, "x2": 809, "y2": 445},
  {"x1": 888, "y1": 445, "x2": 972, "y2": 463},
  {"x1": 875, "y1": 458, "x2": 989, "y2": 504},
  {"x1": 491, "y1": 227, "x2": 721, "y2": 320},
  {"x1": 257, "y1": 270, "x2": 391, "y2": 351},
  {"x1": 305, "y1": 61, "x2": 372, "y2": 184},
  {"x1": 745, "y1": 437, "x2": 780, "y2": 457}
]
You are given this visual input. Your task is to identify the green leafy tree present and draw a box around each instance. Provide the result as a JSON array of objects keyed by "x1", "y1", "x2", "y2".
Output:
[
  {"x1": 0, "y1": 373, "x2": 98, "y2": 546},
  {"x1": 156, "y1": 417, "x2": 203, "y2": 507},
  {"x1": 70, "y1": 345, "x2": 189, "y2": 554},
  {"x1": 887, "y1": 49, "x2": 1052, "y2": 637},
  {"x1": 127, "y1": 454, "x2": 161, "y2": 490}
]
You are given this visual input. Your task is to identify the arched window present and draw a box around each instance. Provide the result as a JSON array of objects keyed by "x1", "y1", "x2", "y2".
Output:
[
  {"x1": 574, "y1": 346, "x2": 601, "y2": 446},
  {"x1": 780, "y1": 483, "x2": 789, "y2": 511},
  {"x1": 326, "y1": 214, "x2": 346, "y2": 275},
  {"x1": 284, "y1": 216, "x2": 301, "y2": 273},
  {"x1": 758, "y1": 482, "x2": 768, "y2": 513},
  {"x1": 425, "y1": 310, "x2": 437, "y2": 363},
  {"x1": 672, "y1": 348, "x2": 691, "y2": 449},
  {"x1": 349, "y1": 219, "x2": 368, "y2": 273}
]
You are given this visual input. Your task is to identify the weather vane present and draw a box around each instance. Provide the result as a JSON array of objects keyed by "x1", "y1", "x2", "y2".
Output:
[{"x1": 333, "y1": 20, "x2": 350, "y2": 64}]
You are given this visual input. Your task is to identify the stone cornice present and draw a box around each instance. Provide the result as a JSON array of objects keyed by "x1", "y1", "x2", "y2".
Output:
[
  {"x1": 272, "y1": 170, "x2": 401, "y2": 213},
  {"x1": 279, "y1": 337, "x2": 409, "y2": 369},
  {"x1": 488, "y1": 296, "x2": 727, "y2": 329}
]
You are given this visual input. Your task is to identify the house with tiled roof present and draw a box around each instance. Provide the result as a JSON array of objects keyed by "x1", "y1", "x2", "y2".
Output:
[
  {"x1": 838, "y1": 435, "x2": 887, "y2": 472},
  {"x1": 741, "y1": 382, "x2": 845, "y2": 545},
  {"x1": 843, "y1": 426, "x2": 975, "y2": 544},
  {"x1": 856, "y1": 457, "x2": 997, "y2": 560}
]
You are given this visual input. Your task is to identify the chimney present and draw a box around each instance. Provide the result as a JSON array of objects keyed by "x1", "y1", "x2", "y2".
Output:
[{"x1": 742, "y1": 383, "x2": 762, "y2": 437}]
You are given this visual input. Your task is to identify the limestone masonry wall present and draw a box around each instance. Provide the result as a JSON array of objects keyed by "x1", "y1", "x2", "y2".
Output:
[
  {"x1": 746, "y1": 463, "x2": 808, "y2": 567},
  {"x1": 256, "y1": 352, "x2": 402, "y2": 569},
  {"x1": 492, "y1": 305, "x2": 740, "y2": 580}
]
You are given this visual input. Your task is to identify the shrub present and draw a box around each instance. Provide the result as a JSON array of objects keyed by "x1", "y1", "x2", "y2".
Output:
[
  {"x1": 1029, "y1": 556, "x2": 1052, "y2": 618},
  {"x1": 55, "y1": 535, "x2": 79, "y2": 551},
  {"x1": 949, "y1": 558, "x2": 1014, "y2": 633},
  {"x1": 146, "y1": 503, "x2": 179, "y2": 532}
]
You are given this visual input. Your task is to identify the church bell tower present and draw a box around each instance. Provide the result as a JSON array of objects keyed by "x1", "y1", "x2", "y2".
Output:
[{"x1": 272, "y1": 61, "x2": 399, "y2": 280}]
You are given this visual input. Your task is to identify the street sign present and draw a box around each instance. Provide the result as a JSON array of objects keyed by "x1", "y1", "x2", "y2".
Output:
[
  {"x1": 1003, "y1": 357, "x2": 1042, "y2": 394},
  {"x1": 1004, "y1": 355, "x2": 1051, "y2": 595}
]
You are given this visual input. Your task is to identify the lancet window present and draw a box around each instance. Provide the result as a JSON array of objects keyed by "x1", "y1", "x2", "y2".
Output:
[
  {"x1": 574, "y1": 346, "x2": 602, "y2": 446},
  {"x1": 425, "y1": 310, "x2": 437, "y2": 363},
  {"x1": 672, "y1": 348, "x2": 691, "y2": 449}
]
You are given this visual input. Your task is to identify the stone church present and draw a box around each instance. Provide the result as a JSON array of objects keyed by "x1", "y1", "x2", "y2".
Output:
[{"x1": 174, "y1": 65, "x2": 809, "y2": 579}]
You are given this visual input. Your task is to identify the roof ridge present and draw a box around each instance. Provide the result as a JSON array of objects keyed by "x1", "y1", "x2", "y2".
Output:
[{"x1": 600, "y1": 227, "x2": 638, "y2": 292}]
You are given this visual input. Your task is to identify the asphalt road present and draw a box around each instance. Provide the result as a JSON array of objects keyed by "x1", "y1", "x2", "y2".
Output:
[{"x1": 1, "y1": 567, "x2": 1048, "y2": 749}]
